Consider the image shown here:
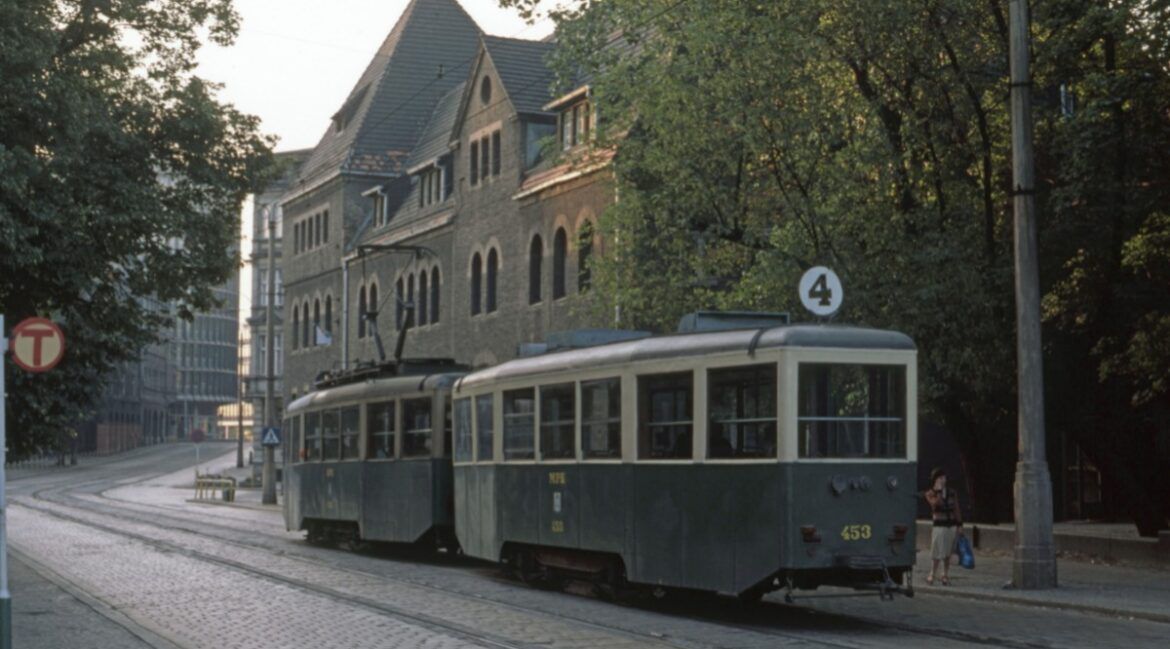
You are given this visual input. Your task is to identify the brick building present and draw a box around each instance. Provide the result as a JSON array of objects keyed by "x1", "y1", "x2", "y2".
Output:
[{"x1": 281, "y1": 0, "x2": 613, "y2": 404}]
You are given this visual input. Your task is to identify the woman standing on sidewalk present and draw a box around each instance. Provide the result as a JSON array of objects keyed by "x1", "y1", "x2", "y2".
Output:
[{"x1": 924, "y1": 467, "x2": 963, "y2": 585}]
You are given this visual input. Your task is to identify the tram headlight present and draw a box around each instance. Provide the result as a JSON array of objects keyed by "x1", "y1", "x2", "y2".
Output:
[
  {"x1": 886, "y1": 475, "x2": 899, "y2": 491},
  {"x1": 859, "y1": 476, "x2": 872, "y2": 491},
  {"x1": 830, "y1": 475, "x2": 848, "y2": 496}
]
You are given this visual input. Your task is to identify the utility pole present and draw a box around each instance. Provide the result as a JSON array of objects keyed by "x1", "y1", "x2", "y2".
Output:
[
  {"x1": 262, "y1": 205, "x2": 278, "y2": 506},
  {"x1": 236, "y1": 331, "x2": 244, "y2": 468},
  {"x1": 1009, "y1": 0, "x2": 1057, "y2": 589}
]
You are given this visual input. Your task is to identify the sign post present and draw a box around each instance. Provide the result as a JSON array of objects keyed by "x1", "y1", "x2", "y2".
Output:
[
  {"x1": 1, "y1": 314, "x2": 10, "y2": 649},
  {"x1": 1, "y1": 315, "x2": 65, "y2": 649}
]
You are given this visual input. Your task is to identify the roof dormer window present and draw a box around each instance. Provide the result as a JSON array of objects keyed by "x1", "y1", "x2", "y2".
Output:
[
  {"x1": 331, "y1": 84, "x2": 369, "y2": 135},
  {"x1": 561, "y1": 99, "x2": 592, "y2": 150}
]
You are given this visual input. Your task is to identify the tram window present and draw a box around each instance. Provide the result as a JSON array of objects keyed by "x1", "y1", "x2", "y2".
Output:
[
  {"x1": 304, "y1": 411, "x2": 322, "y2": 461},
  {"x1": 285, "y1": 416, "x2": 300, "y2": 464},
  {"x1": 798, "y1": 364, "x2": 906, "y2": 459},
  {"x1": 403, "y1": 398, "x2": 433, "y2": 457},
  {"x1": 339, "y1": 407, "x2": 360, "y2": 460},
  {"x1": 581, "y1": 378, "x2": 621, "y2": 459},
  {"x1": 322, "y1": 410, "x2": 340, "y2": 460},
  {"x1": 539, "y1": 384, "x2": 575, "y2": 460},
  {"x1": 443, "y1": 399, "x2": 453, "y2": 458},
  {"x1": 366, "y1": 401, "x2": 395, "y2": 459},
  {"x1": 708, "y1": 364, "x2": 777, "y2": 459},
  {"x1": 454, "y1": 398, "x2": 473, "y2": 461},
  {"x1": 503, "y1": 388, "x2": 536, "y2": 460},
  {"x1": 638, "y1": 372, "x2": 693, "y2": 459},
  {"x1": 476, "y1": 394, "x2": 494, "y2": 461}
]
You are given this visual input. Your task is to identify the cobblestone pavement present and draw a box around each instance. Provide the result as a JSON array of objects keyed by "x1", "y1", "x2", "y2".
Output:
[{"x1": 7, "y1": 445, "x2": 1169, "y2": 649}]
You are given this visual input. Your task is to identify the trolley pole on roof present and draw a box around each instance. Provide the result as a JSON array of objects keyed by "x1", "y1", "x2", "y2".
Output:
[
  {"x1": 1, "y1": 315, "x2": 10, "y2": 649},
  {"x1": 262, "y1": 205, "x2": 278, "y2": 506},
  {"x1": 1008, "y1": 0, "x2": 1057, "y2": 589}
]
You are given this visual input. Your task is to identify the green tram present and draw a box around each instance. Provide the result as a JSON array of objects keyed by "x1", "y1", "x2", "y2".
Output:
[
  {"x1": 451, "y1": 324, "x2": 918, "y2": 600},
  {"x1": 283, "y1": 361, "x2": 467, "y2": 547}
]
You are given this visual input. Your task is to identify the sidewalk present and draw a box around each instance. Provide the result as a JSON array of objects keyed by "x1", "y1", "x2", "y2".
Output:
[
  {"x1": 8, "y1": 552, "x2": 175, "y2": 649},
  {"x1": 914, "y1": 548, "x2": 1170, "y2": 623}
]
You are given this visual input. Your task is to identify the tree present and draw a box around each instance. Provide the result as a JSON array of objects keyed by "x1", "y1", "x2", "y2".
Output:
[
  {"x1": 0, "y1": 0, "x2": 275, "y2": 459},
  {"x1": 504, "y1": 0, "x2": 1170, "y2": 534}
]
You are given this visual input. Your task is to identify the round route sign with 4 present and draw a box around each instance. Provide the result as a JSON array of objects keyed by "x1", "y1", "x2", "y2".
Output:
[{"x1": 799, "y1": 266, "x2": 844, "y2": 317}]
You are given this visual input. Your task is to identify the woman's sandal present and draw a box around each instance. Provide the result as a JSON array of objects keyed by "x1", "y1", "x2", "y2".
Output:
[
  {"x1": 941, "y1": 576, "x2": 950, "y2": 586},
  {"x1": 925, "y1": 575, "x2": 935, "y2": 586}
]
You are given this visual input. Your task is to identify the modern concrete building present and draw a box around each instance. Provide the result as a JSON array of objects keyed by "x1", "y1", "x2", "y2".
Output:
[
  {"x1": 169, "y1": 281, "x2": 240, "y2": 440},
  {"x1": 281, "y1": 0, "x2": 614, "y2": 406}
]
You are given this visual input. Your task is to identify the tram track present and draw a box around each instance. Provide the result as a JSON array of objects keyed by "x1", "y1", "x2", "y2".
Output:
[{"x1": 21, "y1": 471, "x2": 1050, "y2": 649}]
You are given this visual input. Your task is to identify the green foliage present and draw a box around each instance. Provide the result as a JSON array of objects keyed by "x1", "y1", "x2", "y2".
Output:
[
  {"x1": 511, "y1": 0, "x2": 1170, "y2": 531},
  {"x1": 0, "y1": 0, "x2": 275, "y2": 459}
]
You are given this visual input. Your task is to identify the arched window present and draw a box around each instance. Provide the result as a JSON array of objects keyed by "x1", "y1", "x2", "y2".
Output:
[
  {"x1": 430, "y1": 267, "x2": 441, "y2": 324},
  {"x1": 395, "y1": 277, "x2": 405, "y2": 328},
  {"x1": 292, "y1": 302, "x2": 299, "y2": 350},
  {"x1": 418, "y1": 272, "x2": 429, "y2": 326},
  {"x1": 358, "y1": 285, "x2": 367, "y2": 338},
  {"x1": 301, "y1": 302, "x2": 310, "y2": 349},
  {"x1": 368, "y1": 282, "x2": 378, "y2": 335},
  {"x1": 407, "y1": 273, "x2": 415, "y2": 327},
  {"x1": 553, "y1": 227, "x2": 567, "y2": 299},
  {"x1": 486, "y1": 248, "x2": 498, "y2": 313},
  {"x1": 324, "y1": 295, "x2": 332, "y2": 336},
  {"x1": 528, "y1": 235, "x2": 543, "y2": 304},
  {"x1": 313, "y1": 299, "x2": 321, "y2": 346},
  {"x1": 578, "y1": 221, "x2": 594, "y2": 292},
  {"x1": 470, "y1": 253, "x2": 482, "y2": 316}
]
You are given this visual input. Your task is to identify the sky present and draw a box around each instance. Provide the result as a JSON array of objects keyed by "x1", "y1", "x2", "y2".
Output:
[{"x1": 196, "y1": 0, "x2": 555, "y2": 153}]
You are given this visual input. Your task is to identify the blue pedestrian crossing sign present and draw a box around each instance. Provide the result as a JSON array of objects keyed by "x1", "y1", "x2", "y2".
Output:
[{"x1": 261, "y1": 427, "x2": 281, "y2": 446}]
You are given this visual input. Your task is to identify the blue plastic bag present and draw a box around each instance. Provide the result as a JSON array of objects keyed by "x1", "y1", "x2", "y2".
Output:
[{"x1": 956, "y1": 532, "x2": 975, "y2": 569}]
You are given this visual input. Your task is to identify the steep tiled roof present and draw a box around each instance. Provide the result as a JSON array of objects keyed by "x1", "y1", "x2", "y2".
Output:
[
  {"x1": 405, "y1": 82, "x2": 464, "y2": 170},
  {"x1": 481, "y1": 36, "x2": 559, "y2": 115},
  {"x1": 293, "y1": 0, "x2": 482, "y2": 192}
]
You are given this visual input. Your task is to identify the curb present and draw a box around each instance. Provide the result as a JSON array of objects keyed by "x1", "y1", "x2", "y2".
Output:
[
  {"x1": 915, "y1": 583, "x2": 1170, "y2": 625},
  {"x1": 9, "y1": 549, "x2": 189, "y2": 649},
  {"x1": 184, "y1": 497, "x2": 281, "y2": 513}
]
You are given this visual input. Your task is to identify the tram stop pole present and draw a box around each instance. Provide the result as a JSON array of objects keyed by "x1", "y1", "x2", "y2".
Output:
[{"x1": 1, "y1": 315, "x2": 12, "y2": 649}]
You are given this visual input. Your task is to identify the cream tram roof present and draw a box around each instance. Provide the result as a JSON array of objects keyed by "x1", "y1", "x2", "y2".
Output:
[
  {"x1": 287, "y1": 373, "x2": 465, "y2": 413},
  {"x1": 457, "y1": 325, "x2": 915, "y2": 390}
]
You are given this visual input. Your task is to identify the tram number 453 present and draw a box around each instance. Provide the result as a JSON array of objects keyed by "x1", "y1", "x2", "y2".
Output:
[{"x1": 840, "y1": 524, "x2": 872, "y2": 541}]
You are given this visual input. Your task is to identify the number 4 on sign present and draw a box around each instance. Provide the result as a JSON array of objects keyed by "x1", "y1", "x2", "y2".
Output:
[{"x1": 799, "y1": 266, "x2": 844, "y2": 317}]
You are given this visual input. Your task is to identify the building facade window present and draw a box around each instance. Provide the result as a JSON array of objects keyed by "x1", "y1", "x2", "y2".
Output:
[
  {"x1": 368, "y1": 282, "x2": 378, "y2": 335},
  {"x1": 418, "y1": 272, "x2": 428, "y2": 326},
  {"x1": 578, "y1": 221, "x2": 593, "y2": 292},
  {"x1": 358, "y1": 286, "x2": 367, "y2": 339},
  {"x1": 292, "y1": 303, "x2": 299, "y2": 350},
  {"x1": 396, "y1": 277, "x2": 405, "y2": 328},
  {"x1": 486, "y1": 248, "x2": 498, "y2": 313},
  {"x1": 480, "y1": 135, "x2": 490, "y2": 182},
  {"x1": 491, "y1": 130, "x2": 501, "y2": 176},
  {"x1": 322, "y1": 210, "x2": 329, "y2": 243},
  {"x1": 553, "y1": 227, "x2": 567, "y2": 299},
  {"x1": 561, "y1": 99, "x2": 591, "y2": 150},
  {"x1": 406, "y1": 274, "x2": 415, "y2": 325},
  {"x1": 302, "y1": 302, "x2": 310, "y2": 349},
  {"x1": 470, "y1": 140, "x2": 479, "y2": 185},
  {"x1": 313, "y1": 299, "x2": 321, "y2": 346},
  {"x1": 470, "y1": 253, "x2": 482, "y2": 316},
  {"x1": 324, "y1": 295, "x2": 332, "y2": 335},
  {"x1": 430, "y1": 267, "x2": 441, "y2": 324},
  {"x1": 529, "y1": 235, "x2": 543, "y2": 304}
]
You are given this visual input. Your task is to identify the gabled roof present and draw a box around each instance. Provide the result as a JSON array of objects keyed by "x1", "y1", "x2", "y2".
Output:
[
  {"x1": 481, "y1": 35, "x2": 559, "y2": 115},
  {"x1": 405, "y1": 82, "x2": 465, "y2": 172},
  {"x1": 292, "y1": 0, "x2": 482, "y2": 196}
]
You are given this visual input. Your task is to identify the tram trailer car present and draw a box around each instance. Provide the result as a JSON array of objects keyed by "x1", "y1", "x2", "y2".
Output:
[
  {"x1": 451, "y1": 325, "x2": 918, "y2": 599},
  {"x1": 284, "y1": 364, "x2": 467, "y2": 547}
]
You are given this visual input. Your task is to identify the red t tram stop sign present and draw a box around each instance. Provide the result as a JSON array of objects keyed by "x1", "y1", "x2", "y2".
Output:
[{"x1": 8, "y1": 317, "x2": 65, "y2": 372}]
